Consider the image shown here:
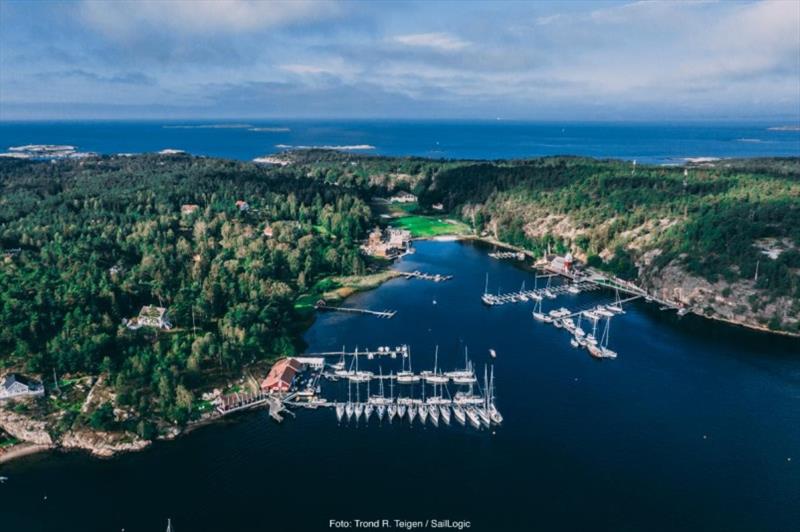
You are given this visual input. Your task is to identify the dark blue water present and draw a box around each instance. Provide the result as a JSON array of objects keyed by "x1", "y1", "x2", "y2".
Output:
[
  {"x1": 1, "y1": 120, "x2": 798, "y2": 163},
  {"x1": 1, "y1": 241, "x2": 798, "y2": 532}
]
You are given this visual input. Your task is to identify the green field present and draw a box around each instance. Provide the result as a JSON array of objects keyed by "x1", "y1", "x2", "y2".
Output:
[{"x1": 392, "y1": 216, "x2": 471, "y2": 237}]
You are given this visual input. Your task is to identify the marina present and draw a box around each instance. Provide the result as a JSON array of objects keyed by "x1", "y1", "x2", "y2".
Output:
[{"x1": 3, "y1": 239, "x2": 798, "y2": 532}]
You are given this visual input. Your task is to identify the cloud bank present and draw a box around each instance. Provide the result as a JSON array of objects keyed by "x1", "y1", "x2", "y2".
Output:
[{"x1": 1, "y1": 0, "x2": 798, "y2": 120}]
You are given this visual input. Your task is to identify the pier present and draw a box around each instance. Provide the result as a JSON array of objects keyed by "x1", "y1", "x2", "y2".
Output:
[
  {"x1": 482, "y1": 281, "x2": 599, "y2": 306},
  {"x1": 400, "y1": 270, "x2": 453, "y2": 282},
  {"x1": 306, "y1": 345, "x2": 409, "y2": 359},
  {"x1": 315, "y1": 301, "x2": 396, "y2": 318},
  {"x1": 488, "y1": 251, "x2": 525, "y2": 260}
]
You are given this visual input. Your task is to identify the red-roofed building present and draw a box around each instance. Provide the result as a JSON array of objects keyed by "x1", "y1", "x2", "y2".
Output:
[{"x1": 261, "y1": 358, "x2": 303, "y2": 392}]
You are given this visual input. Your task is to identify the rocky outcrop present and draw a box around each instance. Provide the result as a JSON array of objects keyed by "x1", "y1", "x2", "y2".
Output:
[
  {"x1": 642, "y1": 260, "x2": 799, "y2": 334},
  {"x1": 0, "y1": 407, "x2": 54, "y2": 446},
  {"x1": 60, "y1": 429, "x2": 150, "y2": 457}
]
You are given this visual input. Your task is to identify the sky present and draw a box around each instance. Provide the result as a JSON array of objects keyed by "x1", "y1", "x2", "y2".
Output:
[{"x1": 1, "y1": 0, "x2": 799, "y2": 121}]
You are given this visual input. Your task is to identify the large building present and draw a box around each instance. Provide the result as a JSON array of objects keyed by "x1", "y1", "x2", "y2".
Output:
[
  {"x1": 261, "y1": 358, "x2": 303, "y2": 392},
  {"x1": 362, "y1": 227, "x2": 412, "y2": 258},
  {"x1": 0, "y1": 373, "x2": 44, "y2": 401}
]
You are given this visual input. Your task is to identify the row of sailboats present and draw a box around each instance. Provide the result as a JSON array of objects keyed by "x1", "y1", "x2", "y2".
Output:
[{"x1": 335, "y1": 363, "x2": 501, "y2": 429}]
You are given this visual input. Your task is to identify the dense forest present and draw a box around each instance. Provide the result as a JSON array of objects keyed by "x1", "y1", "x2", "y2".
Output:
[{"x1": 0, "y1": 154, "x2": 372, "y2": 427}]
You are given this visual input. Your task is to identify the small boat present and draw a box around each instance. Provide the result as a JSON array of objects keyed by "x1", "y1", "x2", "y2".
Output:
[
  {"x1": 567, "y1": 285, "x2": 581, "y2": 294},
  {"x1": 354, "y1": 403, "x2": 364, "y2": 421},
  {"x1": 553, "y1": 319, "x2": 563, "y2": 328},
  {"x1": 489, "y1": 349, "x2": 496, "y2": 358},
  {"x1": 570, "y1": 338, "x2": 579, "y2": 348},
  {"x1": 607, "y1": 304, "x2": 624, "y2": 314},
  {"x1": 544, "y1": 289, "x2": 556, "y2": 299}
]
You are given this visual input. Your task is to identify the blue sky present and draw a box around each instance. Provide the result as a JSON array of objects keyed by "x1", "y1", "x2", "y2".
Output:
[{"x1": 1, "y1": 0, "x2": 798, "y2": 120}]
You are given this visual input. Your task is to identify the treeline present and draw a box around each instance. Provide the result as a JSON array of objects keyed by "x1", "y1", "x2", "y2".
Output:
[{"x1": 0, "y1": 154, "x2": 372, "y2": 425}]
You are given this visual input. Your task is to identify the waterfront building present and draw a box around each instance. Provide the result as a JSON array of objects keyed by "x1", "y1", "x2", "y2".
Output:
[{"x1": 261, "y1": 358, "x2": 303, "y2": 392}]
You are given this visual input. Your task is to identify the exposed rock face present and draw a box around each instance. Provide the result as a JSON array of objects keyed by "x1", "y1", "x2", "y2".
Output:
[
  {"x1": 642, "y1": 260, "x2": 799, "y2": 333},
  {"x1": 60, "y1": 429, "x2": 150, "y2": 457},
  {"x1": 481, "y1": 207, "x2": 798, "y2": 335},
  {"x1": 0, "y1": 407, "x2": 54, "y2": 446}
]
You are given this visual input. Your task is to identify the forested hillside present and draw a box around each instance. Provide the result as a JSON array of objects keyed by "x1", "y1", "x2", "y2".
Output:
[
  {"x1": 0, "y1": 154, "x2": 371, "y2": 427},
  {"x1": 283, "y1": 152, "x2": 800, "y2": 333}
]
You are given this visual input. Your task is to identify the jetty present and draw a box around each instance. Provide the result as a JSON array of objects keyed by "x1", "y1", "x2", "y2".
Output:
[
  {"x1": 482, "y1": 281, "x2": 598, "y2": 306},
  {"x1": 306, "y1": 345, "x2": 409, "y2": 359},
  {"x1": 314, "y1": 300, "x2": 396, "y2": 319},
  {"x1": 488, "y1": 251, "x2": 525, "y2": 260},
  {"x1": 400, "y1": 270, "x2": 453, "y2": 282}
]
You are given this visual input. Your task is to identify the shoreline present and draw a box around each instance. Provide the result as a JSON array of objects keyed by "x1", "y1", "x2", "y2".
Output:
[
  {"x1": 2, "y1": 233, "x2": 796, "y2": 466},
  {"x1": 418, "y1": 232, "x2": 800, "y2": 339},
  {"x1": 0, "y1": 443, "x2": 53, "y2": 465}
]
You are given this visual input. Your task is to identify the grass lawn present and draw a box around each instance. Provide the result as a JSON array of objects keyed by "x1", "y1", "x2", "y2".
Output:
[{"x1": 391, "y1": 215, "x2": 471, "y2": 237}]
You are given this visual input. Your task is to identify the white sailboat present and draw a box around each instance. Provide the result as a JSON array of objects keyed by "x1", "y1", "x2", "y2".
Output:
[
  {"x1": 452, "y1": 403, "x2": 466, "y2": 425},
  {"x1": 407, "y1": 400, "x2": 417, "y2": 423},
  {"x1": 387, "y1": 372, "x2": 397, "y2": 421},
  {"x1": 363, "y1": 379, "x2": 373, "y2": 422},
  {"x1": 345, "y1": 380, "x2": 354, "y2": 421},
  {"x1": 466, "y1": 407, "x2": 481, "y2": 428},
  {"x1": 532, "y1": 296, "x2": 547, "y2": 322},
  {"x1": 423, "y1": 346, "x2": 449, "y2": 384},
  {"x1": 335, "y1": 402, "x2": 345, "y2": 422},
  {"x1": 354, "y1": 380, "x2": 363, "y2": 421},
  {"x1": 396, "y1": 347, "x2": 419, "y2": 383},
  {"x1": 475, "y1": 366, "x2": 492, "y2": 427},
  {"x1": 488, "y1": 366, "x2": 503, "y2": 425},
  {"x1": 599, "y1": 317, "x2": 618, "y2": 359}
]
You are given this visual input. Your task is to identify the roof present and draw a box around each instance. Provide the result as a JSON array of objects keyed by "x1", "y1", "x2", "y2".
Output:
[
  {"x1": 262, "y1": 358, "x2": 303, "y2": 389},
  {"x1": 2, "y1": 373, "x2": 35, "y2": 390}
]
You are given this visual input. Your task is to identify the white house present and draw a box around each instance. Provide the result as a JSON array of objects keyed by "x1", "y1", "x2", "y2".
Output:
[
  {"x1": 0, "y1": 373, "x2": 45, "y2": 401},
  {"x1": 126, "y1": 305, "x2": 172, "y2": 330},
  {"x1": 389, "y1": 191, "x2": 417, "y2": 203}
]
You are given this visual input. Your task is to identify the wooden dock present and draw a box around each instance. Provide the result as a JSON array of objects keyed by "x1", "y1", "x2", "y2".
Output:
[
  {"x1": 400, "y1": 270, "x2": 453, "y2": 282},
  {"x1": 315, "y1": 302, "x2": 396, "y2": 318}
]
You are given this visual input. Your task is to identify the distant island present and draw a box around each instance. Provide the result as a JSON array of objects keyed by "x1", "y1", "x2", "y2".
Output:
[{"x1": 1, "y1": 150, "x2": 798, "y2": 461}]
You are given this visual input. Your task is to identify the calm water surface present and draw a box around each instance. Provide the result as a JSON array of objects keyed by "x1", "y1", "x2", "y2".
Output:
[{"x1": 1, "y1": 241, "x2": 799, "y2": 532}]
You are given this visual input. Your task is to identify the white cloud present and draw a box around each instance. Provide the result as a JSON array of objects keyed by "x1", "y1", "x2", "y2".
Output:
[
  {"x1": 80, "y1": 0, "x2": 341, "y2": 37},
  {"x1": 392, "y1": 32, "x2": 470, "y2": 52}
]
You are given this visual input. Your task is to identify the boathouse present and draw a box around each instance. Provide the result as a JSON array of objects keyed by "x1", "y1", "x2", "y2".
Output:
[
  {"x1": 0, "y1": 373, "x2": 44, "y2": 401},
  {"x1": 261, "y1": 358, "x2": 303, "y2": 392}
]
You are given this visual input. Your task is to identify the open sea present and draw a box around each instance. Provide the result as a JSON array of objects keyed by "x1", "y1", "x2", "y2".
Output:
[
  {"x1": 1, "y1": 120, "x2": 799, "y2": 163},
  {"x1": 1, "y1": 241, "x2": 799, "y2": 532}
]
